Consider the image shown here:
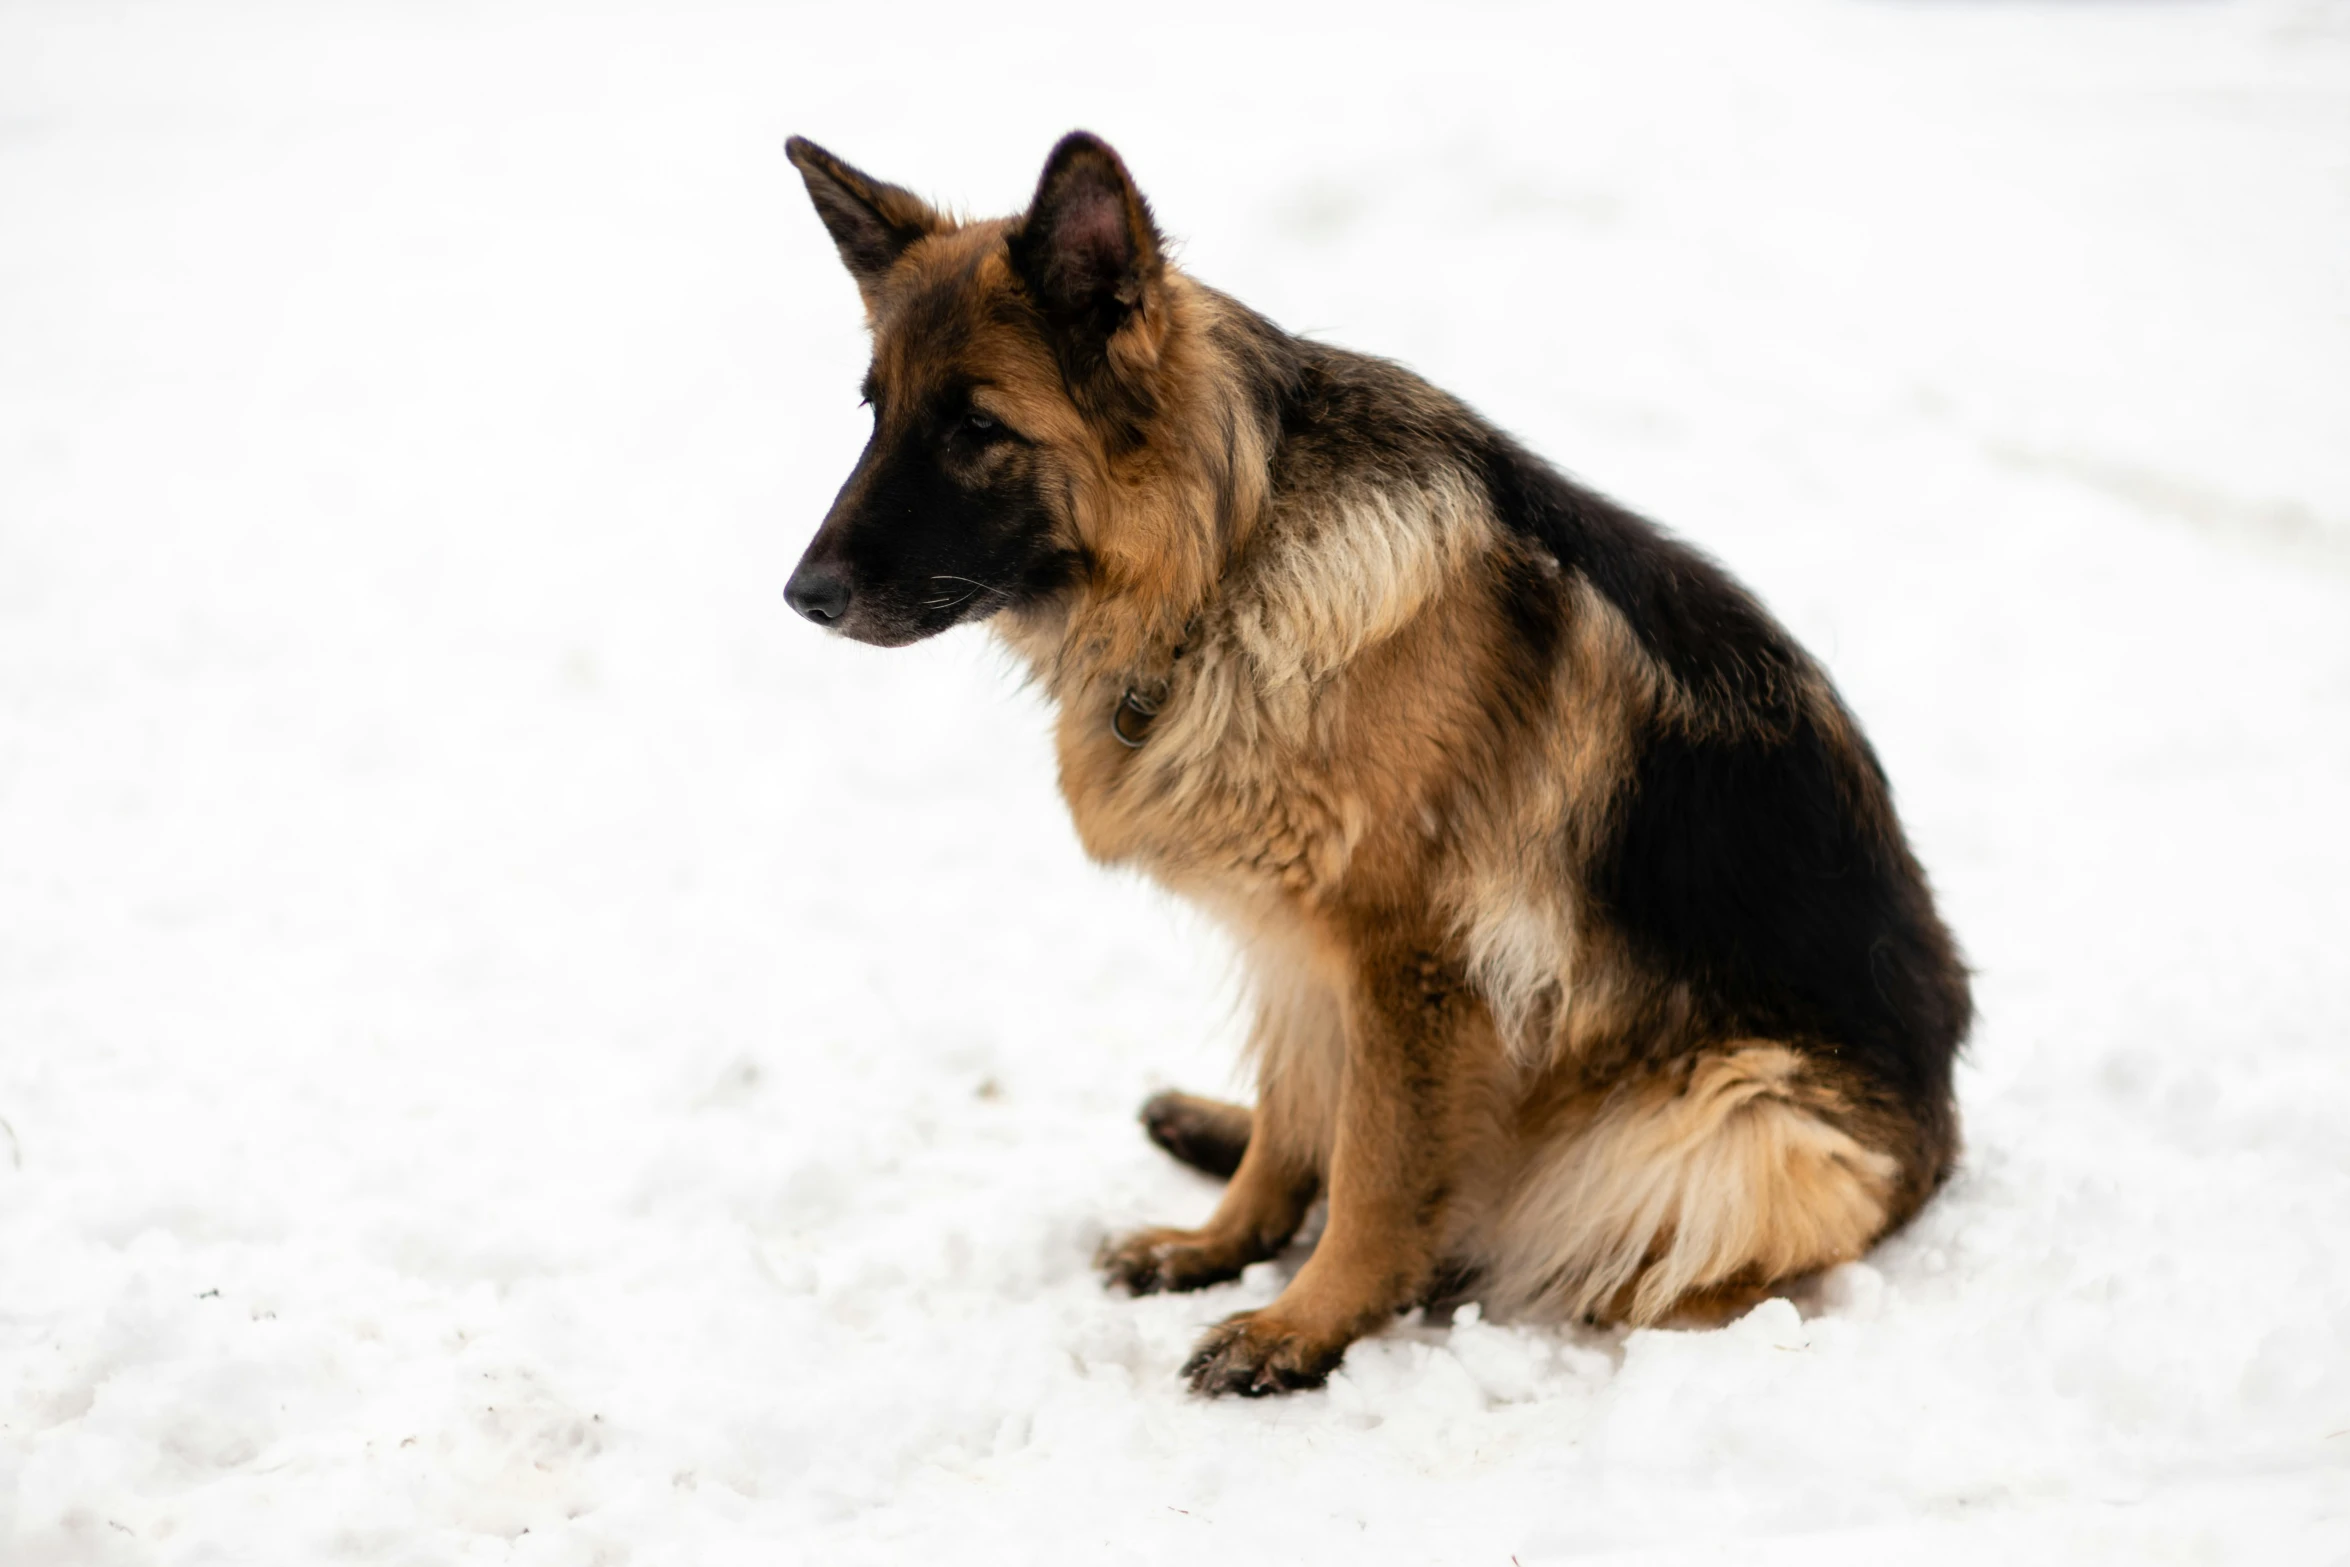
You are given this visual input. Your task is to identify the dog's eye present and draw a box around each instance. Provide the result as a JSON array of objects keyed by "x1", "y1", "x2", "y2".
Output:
[{"x1": 965, "y1": 411, "x2": 997, "y2": 434}]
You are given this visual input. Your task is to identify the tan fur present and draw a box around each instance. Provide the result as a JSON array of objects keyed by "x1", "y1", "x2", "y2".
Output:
[
  {"x1": 1441, "y1": 574, "x2": 1655, "y2": 1062},
  {"x1": 1236, "y1": 923, "x2": 1350, "y2": 1174},
  {"x1": 1481, "y1": 1046, "x2": 1899, "y2": 1324}
]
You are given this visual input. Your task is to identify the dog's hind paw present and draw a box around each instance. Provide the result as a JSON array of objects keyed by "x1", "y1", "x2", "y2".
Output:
[{"x1": 1137, "y1": 1091, "x2": 1251, "y2": 1181}]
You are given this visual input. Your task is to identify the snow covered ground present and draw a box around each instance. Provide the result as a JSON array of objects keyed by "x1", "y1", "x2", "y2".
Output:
[{"x1": 3, "y1": 0, "x2": 2348, "y2": 1560}]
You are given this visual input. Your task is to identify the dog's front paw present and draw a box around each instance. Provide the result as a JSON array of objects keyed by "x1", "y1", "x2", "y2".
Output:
[
  {"x1": 1181, "y1": 1308, "x2": 1349, "y2": 1397},
  {"x1": 1096, "y1": 1227, "x2": 1250, "y2": 1295}
]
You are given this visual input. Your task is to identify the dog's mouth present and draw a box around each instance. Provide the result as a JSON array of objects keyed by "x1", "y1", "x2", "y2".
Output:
[{"x1": 784, "y1": 561, "x2": 1003, "y2": 647}]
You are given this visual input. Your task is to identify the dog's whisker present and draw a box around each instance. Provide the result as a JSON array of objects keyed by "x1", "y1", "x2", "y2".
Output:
[
  {"x1": 922, "y1": 584, "x2": 992, "y2": 611},
  {"x1": 919, "y1": 574, "x2": 1010, "y2": 614}
]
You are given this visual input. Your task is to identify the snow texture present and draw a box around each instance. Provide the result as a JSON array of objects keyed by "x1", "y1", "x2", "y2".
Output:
[{"x1": 3, "y1": 1, "x2": 2348, "y2": 1562}]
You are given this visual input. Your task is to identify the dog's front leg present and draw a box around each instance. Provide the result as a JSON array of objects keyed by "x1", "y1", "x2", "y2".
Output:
[
  {"x1": 1098, "y1": 968, "x2": 1338, "y2": 1295},
  {"x1": 1097, "y1": 1105, "x2": 1318, "y2": 1295},
  {"x1": 1182, "y1": 940, "x2": 1469, "y2": 1396}
]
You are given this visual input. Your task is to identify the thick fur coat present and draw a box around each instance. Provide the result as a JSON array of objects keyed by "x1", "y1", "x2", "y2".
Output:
[{"x1": 781, "y1": 131, "x2": 1969, "y2": 1396}]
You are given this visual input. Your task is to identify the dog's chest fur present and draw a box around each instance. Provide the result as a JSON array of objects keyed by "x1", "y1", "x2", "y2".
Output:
[{"x1": 1016, "y1": 470, "x2": 1508, "y2": 909}]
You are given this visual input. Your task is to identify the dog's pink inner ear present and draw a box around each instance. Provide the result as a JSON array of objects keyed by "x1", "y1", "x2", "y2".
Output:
[
  {"x1": 1055, "y1": 190, "x2": 1136, "y2": 299},
  {"x1": 1019, "y1": 132, "x2": 1162, "y2": 321}
]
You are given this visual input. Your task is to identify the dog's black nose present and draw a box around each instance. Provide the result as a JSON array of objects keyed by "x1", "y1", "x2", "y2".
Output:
[{"x1": 785, "y1": 565, "x2": 851, "y2": 626}]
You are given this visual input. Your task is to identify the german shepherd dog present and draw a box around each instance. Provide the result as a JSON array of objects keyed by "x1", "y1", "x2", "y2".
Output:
[{"x1": 781, "y1": 132, "x2": 1969, "y2": 1396}]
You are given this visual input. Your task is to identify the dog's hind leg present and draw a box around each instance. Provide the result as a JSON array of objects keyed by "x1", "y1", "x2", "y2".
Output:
[
  {"x1": 1139, "y1": 1090, "x2": 1251, "y2": 1180},
  {"x1": 1480, "y1": 1042, "x2": 1907, "y2": 1326}
]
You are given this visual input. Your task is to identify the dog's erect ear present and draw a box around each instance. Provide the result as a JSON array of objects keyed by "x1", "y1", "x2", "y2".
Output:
[
  {"x1": 1010, "y1": 132, "x2": 1164, "y2": 337},
  {"x1": 785, "y1": 136, "x2": 944, "y2": 296}
]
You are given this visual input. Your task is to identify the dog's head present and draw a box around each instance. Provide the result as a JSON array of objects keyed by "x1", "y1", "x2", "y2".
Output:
[{"x1": 781, "y1": 132, "x2": 1175, "y2": 647}]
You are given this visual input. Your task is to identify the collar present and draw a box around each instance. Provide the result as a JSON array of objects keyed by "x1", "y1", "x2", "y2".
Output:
[
  {"x1": 1106, "y1": 618, "x2": 1199, "y2": 751},
  {"x1": 1110, "y1": 687, "x2": 1161, "y2": 748}
]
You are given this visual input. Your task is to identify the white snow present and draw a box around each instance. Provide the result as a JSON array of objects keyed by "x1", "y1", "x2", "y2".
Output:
[{"x1": 3, "y1": 1, "x2": 2348, "y2": 1561}]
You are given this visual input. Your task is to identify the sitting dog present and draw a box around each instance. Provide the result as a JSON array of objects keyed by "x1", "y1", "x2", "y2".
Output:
[{"x1": 780, "y1": 131, "x2": 1969, "y2": 1396}]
